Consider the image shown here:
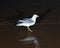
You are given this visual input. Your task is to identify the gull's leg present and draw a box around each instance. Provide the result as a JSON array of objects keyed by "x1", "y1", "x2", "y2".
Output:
[
  {"x1": 27, "y1": 27, "x2": 32, "y2": 32},
  {"x1": 27, "y1": 27, "x2": 33, "y2": 37}
]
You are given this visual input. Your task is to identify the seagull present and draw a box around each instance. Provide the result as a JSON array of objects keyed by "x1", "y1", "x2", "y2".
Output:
[{"x1": 16, "y1": 14, "x2": 39, "y2": 35}]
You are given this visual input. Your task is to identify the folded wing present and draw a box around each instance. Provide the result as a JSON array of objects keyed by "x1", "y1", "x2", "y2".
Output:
[{"x1": 18, "y1": 18, "x2": 34, "y2": 23}]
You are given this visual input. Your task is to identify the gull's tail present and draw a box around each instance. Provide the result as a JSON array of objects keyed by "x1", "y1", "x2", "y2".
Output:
[
  {"x1": 16, "y1": 23, "x2": 22, "y2": 26},
  {"x1": 16, "y1": 20, "x2": 24, "y2": 26},
  {"x1": 18, "y1": 20, "x2": 25, "y2": 22}
]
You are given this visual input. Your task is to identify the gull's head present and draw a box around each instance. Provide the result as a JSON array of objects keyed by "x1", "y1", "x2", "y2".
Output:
[
  {"x1": 32, "y1": 14, "x2": 39, "y2": 18},
  {"x1": 31, "y1": 14, "x2": 39, "y2": 22}
]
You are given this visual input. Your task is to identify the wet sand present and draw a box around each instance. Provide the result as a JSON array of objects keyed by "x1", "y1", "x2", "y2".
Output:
[{"x1": 0, "y1": 8, "x2": 60, "y2": 48}]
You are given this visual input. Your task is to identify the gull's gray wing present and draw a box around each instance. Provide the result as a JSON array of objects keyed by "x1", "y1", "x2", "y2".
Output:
[
  {"x1": 23, "y1": 18, "x2": 34, "y2": 23},
  {"x1": 19, "y1": 18, "x2": 34, "y2": 23}
]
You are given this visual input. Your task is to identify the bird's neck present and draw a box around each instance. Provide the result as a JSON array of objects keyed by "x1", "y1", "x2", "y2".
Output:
[{"x1": 31, "y1": 16, "x2": 37, "y2": 23}]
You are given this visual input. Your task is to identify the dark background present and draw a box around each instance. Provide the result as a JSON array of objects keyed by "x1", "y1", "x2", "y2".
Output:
[{"x1": 0, "y1": 0, "x2": 60, "y2": 48}]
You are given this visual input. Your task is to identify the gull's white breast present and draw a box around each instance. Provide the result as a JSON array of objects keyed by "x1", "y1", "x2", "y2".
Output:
[{"x1": 16, "y1": 22, "x2": 35, "y2": 27}]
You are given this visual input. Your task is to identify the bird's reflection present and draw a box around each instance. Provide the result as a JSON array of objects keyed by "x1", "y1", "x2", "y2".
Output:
[{"x1": 19, "y1": 36, "x2": 40, "y2": 48}]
